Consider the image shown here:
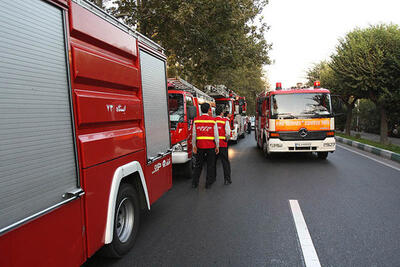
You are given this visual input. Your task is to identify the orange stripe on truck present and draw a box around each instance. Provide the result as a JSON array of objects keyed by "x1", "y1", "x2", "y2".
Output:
[{"x1": 275, "y1": 118, "x2": 330, "y2": 131}]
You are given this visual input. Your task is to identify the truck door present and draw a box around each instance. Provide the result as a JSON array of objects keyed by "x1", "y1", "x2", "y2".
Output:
[
  {"x1": 139, "y1": 49, "x2": 172, "y2": 202},
  {"x1": 0, "y1": 1, "x2": 84, "y2": 265}
]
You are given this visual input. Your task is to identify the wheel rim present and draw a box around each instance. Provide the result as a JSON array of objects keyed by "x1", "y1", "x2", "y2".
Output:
[{"x1": 116, "y1": 197, "x2": 135, "y2": 243}]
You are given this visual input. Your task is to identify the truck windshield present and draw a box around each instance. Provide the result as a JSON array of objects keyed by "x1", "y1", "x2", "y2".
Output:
[
  {"x1": 168, "y1": 93, "x2": 184, "y2": 128},
  {"x1": 271, "y1": 93, "x2": 332, "y2": 119},
  {"x1": 216, "y1": 100, "x2": 232, "y2": 115}
]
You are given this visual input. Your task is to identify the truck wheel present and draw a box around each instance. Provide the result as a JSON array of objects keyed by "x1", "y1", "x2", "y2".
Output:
[
  {"x1": 263, "y1": 141, "x2": 270, "y2": 158},
  {"x1": 103, "y1": 183, "x2": 140, "y2": 258},
  {"x1": 317, "y1": 152, "x2": 328, "y2": 160},
  {"x1": 183, "y1": 158, "x2": 194, "y2": 179}
]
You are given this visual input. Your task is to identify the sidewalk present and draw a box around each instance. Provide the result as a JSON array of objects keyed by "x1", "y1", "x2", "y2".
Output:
[{"x1": 346, "y1": 131, "x2": 400, "y2": 146}]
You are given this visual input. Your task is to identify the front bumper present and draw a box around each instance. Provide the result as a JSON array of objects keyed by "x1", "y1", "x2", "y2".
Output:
[
  {"x1": 230, "y1": 129, "x2": 238, "y2": 141},
  {"x1": 172, "y1": 151, "x2": 190, "y2": 164},
  {"x1": 268, "y1": 137, "x2": 336, "y2": 152}
]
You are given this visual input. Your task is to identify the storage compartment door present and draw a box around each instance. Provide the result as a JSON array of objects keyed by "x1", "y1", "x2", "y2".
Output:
[
  {"x1": 139, "y1": 50, "x2": 170, "y2": 161},
  {"x1": 0, "y1": 0, "x2": 79, "y2": 233}
]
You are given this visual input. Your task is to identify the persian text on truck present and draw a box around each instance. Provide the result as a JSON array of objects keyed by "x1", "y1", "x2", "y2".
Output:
[
  {"x1": 255, "y1": 82, "x2": 336, "y2": 159},
  {"x1": 0, "y1": 0, "x2": 172, "y2": 266}
]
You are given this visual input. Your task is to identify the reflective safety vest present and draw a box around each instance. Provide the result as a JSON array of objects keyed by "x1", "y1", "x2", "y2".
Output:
[
  {"x1": 216, "y1": 116, "x2": 229, "y2": 148},
  {"x1": 194, "y1": 114, "x2": 216, "y2": 149}
]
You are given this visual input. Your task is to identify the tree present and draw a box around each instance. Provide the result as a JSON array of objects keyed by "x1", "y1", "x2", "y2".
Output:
[
  {"x1": 109, "y1": 0, "x2": 271, "y2": 106},
  {"x1": 329, "y1": 24, "x2": 400, "y2": 144},
  {"x1": 306, "y1": 60, "x2": 358, "y2": 135}
]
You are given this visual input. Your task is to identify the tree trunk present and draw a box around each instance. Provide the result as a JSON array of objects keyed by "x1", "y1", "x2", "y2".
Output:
[
  {"x1": 344, "y1": 103, "x2": 353, "y2": 136},
  {"x1": 378, "y1": 106, "x2": 389, "y2": 144}
]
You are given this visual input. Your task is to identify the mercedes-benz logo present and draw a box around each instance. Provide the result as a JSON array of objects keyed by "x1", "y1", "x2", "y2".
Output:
[{"x1": 299, "y1": 128, "x2": 308, "y2": 138}]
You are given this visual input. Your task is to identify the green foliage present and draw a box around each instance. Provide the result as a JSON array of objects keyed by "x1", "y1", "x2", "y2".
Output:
[
  {"x1": 108, "y1": 0, "x2": 270, "y2": 111},
  {"x1": 330, "y1": 24, "x2": 400, "y2": 105},
  {"x1": 353, "y1": 99, "x2": 380, "y2": 134},
  {"x1": 308, "y1": 24, "x2": 400, "y2": 143}
]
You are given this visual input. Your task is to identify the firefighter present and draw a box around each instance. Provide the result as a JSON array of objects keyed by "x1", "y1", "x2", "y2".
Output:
[
  {"x1": 192, "y1": 103, "x2": 219, "y2": 189},
  {"x1": 216, "y1": 106, "x2": 232, "y2": 185}
]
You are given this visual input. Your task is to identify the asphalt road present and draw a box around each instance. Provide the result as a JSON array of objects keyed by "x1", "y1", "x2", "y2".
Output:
[{"x1": 85, "y1": 132, "x2": 400, "y2": 267}]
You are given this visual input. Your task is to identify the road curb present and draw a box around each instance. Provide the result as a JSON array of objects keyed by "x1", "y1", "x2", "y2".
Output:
[{"x1": 336, "y1": 136, "x2": 400, "y2": 164}]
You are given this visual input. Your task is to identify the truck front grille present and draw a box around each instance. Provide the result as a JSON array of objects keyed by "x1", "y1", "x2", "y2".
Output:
[{"x1": 279, "y1": 131, "x2": 327, "y2": 141}]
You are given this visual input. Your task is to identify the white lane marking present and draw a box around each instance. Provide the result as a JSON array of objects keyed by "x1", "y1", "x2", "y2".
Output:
[
  {"x1": 337, "y1": 144, "x2": 400, "y2": 172},
  {"x1": 289, "y1": 200, "x2": 321, "y2": 267}
]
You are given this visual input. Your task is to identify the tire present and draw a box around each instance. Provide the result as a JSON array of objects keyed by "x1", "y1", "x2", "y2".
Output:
[
  {"x1": 103, "y1": 183, "x2": 140, "y2": 258},
  {"x1": 183, "y1": 158, "x2": 194, "y2": 179},
  {"x1": 317, "y1": 152, "x2": 328, "y2": 160},
  {"x1": 263, "y1": 140, "x2": 270, "y2": 158}
]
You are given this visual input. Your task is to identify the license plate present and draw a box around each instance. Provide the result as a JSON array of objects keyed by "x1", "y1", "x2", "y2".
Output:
[{"x1": 295, "y1": 143, "x2": 311, "y2": 147}]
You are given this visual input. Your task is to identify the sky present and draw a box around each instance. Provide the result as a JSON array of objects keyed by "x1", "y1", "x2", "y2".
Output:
[{"x1": 262, "y1": 0, "x2": 400, "y2": 89}]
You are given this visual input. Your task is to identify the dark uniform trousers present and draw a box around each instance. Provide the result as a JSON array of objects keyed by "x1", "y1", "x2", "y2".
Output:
[
  {"x1": 193, "y1": 148, "x2": 216, "y2": 186},
  {"x1": 218, "y1": 147, "x2": 231, "y2": 181}
]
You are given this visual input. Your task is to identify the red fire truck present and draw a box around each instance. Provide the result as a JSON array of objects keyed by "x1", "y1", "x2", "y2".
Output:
[
  {"x1": 205, "y1": 85, "x2": 247, "y2": 142},
  {"x1": 255, "y1": 82, "x2": 336, "y2": 159},
  {"x1": 0, "y1": 0, "x2": 172, "y2": 266},
  {"x1": 167, "y1": 78, "x2": 214, "y2": 178}
]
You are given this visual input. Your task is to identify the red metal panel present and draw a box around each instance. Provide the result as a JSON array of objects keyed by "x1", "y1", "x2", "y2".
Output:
[
  {"x1": 70, "y1": 2, "x2": 137, "y2": 57},
  {"x1": 78, "y1": 127, "x2": 144, "y2": 168},
  {"x1": 75, "y1": 89, "x2": 142, "y2": 126},
  {"x1": 72, "y1": 46, "x2": 139, "y2": 88},
  {"x1": 270, "y1": 89, "x2": 330, "y2": 95},
  {"x1": 145, "y1": 155, "x2": 173, "y2": 204},
  {"x1": 82, "y1": 152, "x2": 146, "y2": 256},
  {"x1": 0, "y1": 200, "x2": 85, "y2": 267}
]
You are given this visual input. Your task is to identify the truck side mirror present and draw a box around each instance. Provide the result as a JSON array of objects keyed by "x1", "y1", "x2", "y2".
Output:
[{"x1": 187, "y1": 106, "x2": 197, "y2": 120}]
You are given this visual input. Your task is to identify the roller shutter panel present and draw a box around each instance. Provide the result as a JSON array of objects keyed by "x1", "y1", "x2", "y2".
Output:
[
  {"x1": 139, "y1": 50, "x2": 170, "y2": 160},
  {"x1": 0, "y1": 0, "x2": 78, "y2": 232}
]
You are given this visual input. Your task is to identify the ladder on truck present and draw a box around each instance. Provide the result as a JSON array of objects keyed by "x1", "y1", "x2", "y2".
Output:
[
  {"x1": 168, "y1": 77, "x2": 214, "y2": 102},
  {"x1": 204, "y1": 84, "x2": 234, "y2": 98}
]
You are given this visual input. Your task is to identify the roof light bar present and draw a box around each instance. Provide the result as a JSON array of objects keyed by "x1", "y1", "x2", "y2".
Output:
[{"x1": 314, "y1": 81, "x2": 321, "y2": 89}]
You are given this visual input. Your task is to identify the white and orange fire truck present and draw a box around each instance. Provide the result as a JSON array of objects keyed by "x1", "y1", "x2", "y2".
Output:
[
  {"x1": 255, "y1": 82, "x2": 336, "y2": 159},
  {"x1": 0, "y1": 0, "x2": 172, "y2": 266}
]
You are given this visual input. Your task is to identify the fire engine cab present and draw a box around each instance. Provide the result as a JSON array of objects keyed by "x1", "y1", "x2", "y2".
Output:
[
  {"x1": 255, "y1": 82, "x2": 336, "y2": 159},
  {"x1": 205, "y1": 85, "x2": 247, "y2": 142},
  {"x1": 167, "y1": 78, "x2": 213, "y2": 178},
  {"x1": 0, "y1": 0, "x2": 172, "y2": 266}
]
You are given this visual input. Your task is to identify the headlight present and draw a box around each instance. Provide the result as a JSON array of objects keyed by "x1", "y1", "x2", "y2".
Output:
[
  {"x1": 172, "y1": 143, "x2": 183, "y2": 152},
  {"x1": 181, "y1": 140, "x2": 188, "y2": 149}
]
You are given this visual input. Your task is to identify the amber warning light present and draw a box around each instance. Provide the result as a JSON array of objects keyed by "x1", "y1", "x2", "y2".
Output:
[
  {"x1": 314, "y1": 81, "x2": 321, "y2": 88},
  {"x1": 276, "y1": 82, "x2": 282, "y2": 90}
]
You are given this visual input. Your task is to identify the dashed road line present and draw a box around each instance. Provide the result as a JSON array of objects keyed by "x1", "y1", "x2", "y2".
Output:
[
  {"x1": 289, "y1": 200, "x2": 321, "y2": 267},
  {"x1": 337, "y1": 144, "x2": 400, "y2": 172}
]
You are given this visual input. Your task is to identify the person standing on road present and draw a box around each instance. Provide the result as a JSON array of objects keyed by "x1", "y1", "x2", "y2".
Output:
[
  {"x1": 192, "y1": 103, "x2": 219, "y2": 189},
  {"x1": 216, "y1": 106, "x2": 232, "y2": 185}
]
